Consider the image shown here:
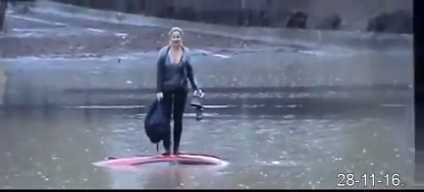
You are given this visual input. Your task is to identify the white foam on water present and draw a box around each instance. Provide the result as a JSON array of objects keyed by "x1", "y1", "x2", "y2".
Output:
[
  {"x1": 203, "y1": 105, "x2": 234, "y2": 109},
  {"x1": 193, "y1": 49, "x2": 231, "y2": 59},
  {"x1": 275, "y1": 104, "x2": 302, "y2": 108},
  {"x1": 212, "y1": 54, "x2": 231, "y2": 59},
  {"x1": 68, "y1": 105, "x2": 144, "y2": 109},
  {"x1": 184, "y1": 113, "x2": 221, "y2": 118},
  {"x1": 10, "y1": 15, "x2": 67, "y2": 26},
  {"x1": 86, "y1": 28, "x2": 105, "y2": 33},
  {"x1": 258, "y1": 160, "x2": 302, "y2": 166},
  {"x1": 114, "y1": 32, "x2": 128, "y2": 37},
  {"x1": 298, "y1": 50, "x2": 326, "y2": 56},
  {"x1": 380, "y1": 104, "x2": 406, "y2": 108}
]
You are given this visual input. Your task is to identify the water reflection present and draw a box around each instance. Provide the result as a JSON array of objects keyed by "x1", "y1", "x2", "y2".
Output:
[
  {"x1": 0, "y1": 110, "x2": 111, "y2": 189},
  {"x1": 0, "y1": 106, "x2": 414, "y2": 189}
]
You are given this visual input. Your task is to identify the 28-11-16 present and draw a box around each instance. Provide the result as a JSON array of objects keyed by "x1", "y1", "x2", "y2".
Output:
[{"x1": 337, "y1": 173, "x2": 403, "y2": 187}]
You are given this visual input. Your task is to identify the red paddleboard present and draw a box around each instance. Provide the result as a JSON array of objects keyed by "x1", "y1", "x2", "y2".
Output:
[{"x1": 93, "y1": 153, "x2": 229, "y2": 168}]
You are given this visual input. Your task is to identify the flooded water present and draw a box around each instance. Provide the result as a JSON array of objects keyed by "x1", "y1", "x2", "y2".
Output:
[
  {"x1": 0, "y1": 103, "x2": 414, "y2": 189},
  {"x1": 0, "y1": 2, "x2": 415, "y2": 189}
]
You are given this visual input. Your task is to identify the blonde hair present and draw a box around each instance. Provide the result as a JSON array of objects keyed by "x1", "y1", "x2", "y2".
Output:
[
  {"x1": 168, "y1": 27, "x2": 183, "y2": 37},
  {"x1": 168, "y1": 27, "x2": 184, "y2": 47}
]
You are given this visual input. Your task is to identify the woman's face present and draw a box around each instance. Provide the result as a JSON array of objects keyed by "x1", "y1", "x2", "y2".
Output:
[{"x1": 170, "y1": 31, "x2": 182, "y2": 46}]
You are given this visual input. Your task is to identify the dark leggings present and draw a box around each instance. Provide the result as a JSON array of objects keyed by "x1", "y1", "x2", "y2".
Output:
[{"x1": 162, "y1": 88, "x2": 188, "y2": 153}]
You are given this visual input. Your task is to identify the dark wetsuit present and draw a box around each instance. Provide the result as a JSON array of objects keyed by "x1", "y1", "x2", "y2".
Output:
[{"x1": 156, "y1": 45, "x2": 199, "y2": 154}]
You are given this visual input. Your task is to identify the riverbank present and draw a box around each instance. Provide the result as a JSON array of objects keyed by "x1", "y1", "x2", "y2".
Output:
[
  {"x1": 0, "y1": 1, "x2": 414, "y2": 107},
  {"x1": 51, "y1": 0, "x2": 412, "y2": 34},
  {"x1": 33, "y1": 1, "x2": 412, "y2": 51},
  {"x1": 1, "y1": 9, "x2": 273, "y2": 58}
]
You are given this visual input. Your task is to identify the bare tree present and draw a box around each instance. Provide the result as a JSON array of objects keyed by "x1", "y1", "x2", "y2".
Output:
[{"x1": 0, "y1": 0, "x2": 7, "y2": 32}]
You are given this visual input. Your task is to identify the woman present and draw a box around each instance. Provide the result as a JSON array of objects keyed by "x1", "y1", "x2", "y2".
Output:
[{"x1": 156, "y1": 27, "x2": 203, "y2": 155}]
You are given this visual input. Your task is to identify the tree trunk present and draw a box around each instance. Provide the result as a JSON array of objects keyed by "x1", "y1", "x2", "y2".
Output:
[{"x1": 0, "y1": 0, "x2": 7, "y2": 32}]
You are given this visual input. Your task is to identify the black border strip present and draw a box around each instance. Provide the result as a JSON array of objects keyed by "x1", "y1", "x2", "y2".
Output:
[{"x1": 415, "y1": 0, "x2": 424, "y2": 185}]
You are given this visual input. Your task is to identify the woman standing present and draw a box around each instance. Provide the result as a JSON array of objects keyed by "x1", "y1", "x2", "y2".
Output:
[{"x1": 156, "y1": 27, "x2": 203, "y2": 155}]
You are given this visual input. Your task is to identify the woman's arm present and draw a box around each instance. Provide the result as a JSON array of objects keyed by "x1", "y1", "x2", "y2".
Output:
[
  {"x1": 156, "y1": 57, "x2": 163, "y2": 93},
  {"x1": 185, "y1": 56, "x2": 199, "y2": 91},
  {"x1": 156, "y1": 47, "x2": 168, "y2": 93}
]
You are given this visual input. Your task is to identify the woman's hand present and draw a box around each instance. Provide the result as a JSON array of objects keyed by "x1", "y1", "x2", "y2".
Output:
[
  {"x1": 194, "y1": 89, "x2": 205, "y2": 97},
  {"x1": 156, "y1": 92, "x2": 163, "y2": 100}
]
